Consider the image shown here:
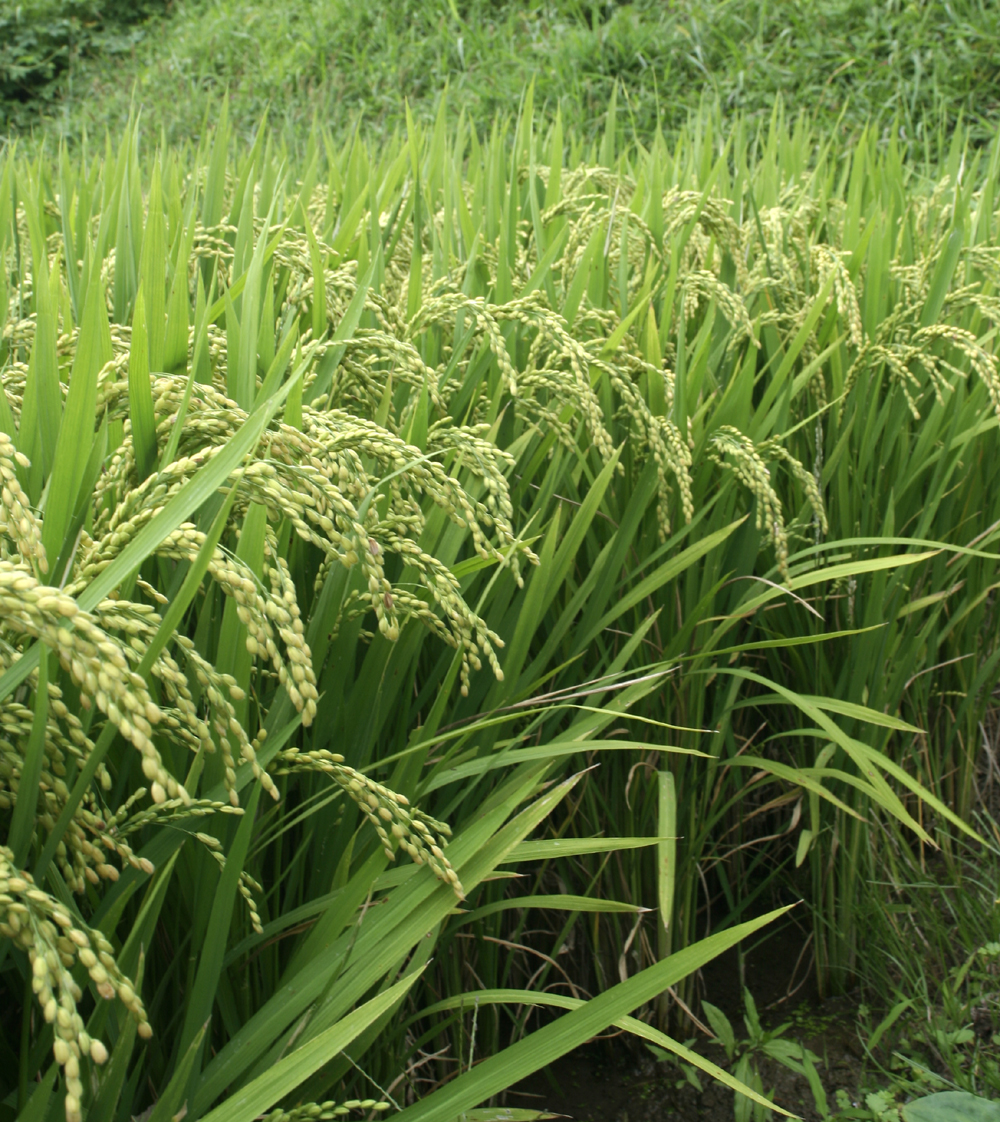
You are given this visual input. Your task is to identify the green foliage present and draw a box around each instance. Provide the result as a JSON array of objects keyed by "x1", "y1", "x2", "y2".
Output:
[
  {"x1": 850, "y1": 1090, "x2": 1000, "y2": 1122},
  {"x1": 903, "y1": 1092, "x2": 1000, "y2": 1122},
  {"x1": 830, "y1": 829, "x2": 1000, "y2": 1117},
  {"x1": 698, "y1": 991, "x2": 828, "y2": 1121},
  {"x1": 856, "y1": 930, "x2": 1000, "y2": 1102},
  {"x1": 0, "y1": 110, "x2": 810, "y2": 1122},
  {"x1": 4, "y1": 0, "x2": 1000, "y2": 155},
  {"x1": 0, "y1": 0, "x2": 166, "y2": 128},
  {"x1": 1, "y1": 92, "x2": 999, "y2": 1122}
]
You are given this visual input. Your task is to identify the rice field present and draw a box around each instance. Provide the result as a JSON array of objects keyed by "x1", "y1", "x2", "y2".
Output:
[{"x1": 3, "y1": 5, "x2": 1000, "y2": 1122}]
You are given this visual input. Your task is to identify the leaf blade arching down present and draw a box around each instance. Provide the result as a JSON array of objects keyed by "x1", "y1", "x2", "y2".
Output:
[
  {"x1": 417, "y1": 988, "x2": 788, "y2": 1118},
  {"x1": 390, "y1": 908, "x2": 794, "y2": 1122}
]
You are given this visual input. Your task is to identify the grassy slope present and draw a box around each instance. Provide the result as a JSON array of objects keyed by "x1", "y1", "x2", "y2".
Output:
[{"x1": 5, "y1": 0, "x2": 1000, "y2": 154}]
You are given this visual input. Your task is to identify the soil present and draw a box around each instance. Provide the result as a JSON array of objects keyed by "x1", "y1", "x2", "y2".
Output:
[{"x1": 507, "y1": 922, "x2": 870, "y2": 1122}]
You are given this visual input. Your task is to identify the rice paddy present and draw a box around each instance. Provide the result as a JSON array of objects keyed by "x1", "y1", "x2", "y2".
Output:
[{"x1": 2, "y1": 4, "x2": 1000, "y2": 1122}]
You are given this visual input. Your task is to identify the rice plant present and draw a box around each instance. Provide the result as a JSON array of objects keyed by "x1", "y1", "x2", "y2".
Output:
[{"x1": 1, "y1": 94, "x2": 997, "y2": 1122}]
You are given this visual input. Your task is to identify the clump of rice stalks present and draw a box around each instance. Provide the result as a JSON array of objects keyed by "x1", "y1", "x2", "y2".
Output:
[
  {"x1": 0, "y1": 847, "x2": 151, "y2": 1122},
  {"x1": 0, "y1": 143, "x2": 544, "y2": 1117},
  {"x1": 4, "y1": 106, "x2": 1000, "y2": 1122},
  {"x1": 0, "y1": 384, "x2": 502, "y2": 1107}
]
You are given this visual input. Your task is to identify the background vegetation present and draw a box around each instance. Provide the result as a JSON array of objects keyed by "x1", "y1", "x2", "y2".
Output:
[
  {"x1": 2, "y1": 3, "x2": 1000, "y2": 1122},
  {"x1": 3, "y1": 0, "x2": 1000, "y2": 156},
  {"x1": 0, "y1": 0, "x2": 167, "y2": 127}
]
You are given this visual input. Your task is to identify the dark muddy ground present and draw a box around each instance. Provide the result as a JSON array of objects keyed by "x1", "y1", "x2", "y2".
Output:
[{"x1": 508, "y1": 923, "x2": 870, "y2": 1122}]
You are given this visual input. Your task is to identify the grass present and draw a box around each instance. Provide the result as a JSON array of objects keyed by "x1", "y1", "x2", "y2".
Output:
[{"x1": 3, "y1": 0, "x2": 1000, "y2": 158}]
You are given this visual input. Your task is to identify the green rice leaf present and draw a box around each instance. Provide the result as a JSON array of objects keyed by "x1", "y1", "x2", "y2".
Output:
[
  {"x1": 506, "y1": 837, "x2": 666, "y2": 862},
  {"x1": 418, "y1": 989, "x2": 790, "y2": 1118},
  {"x1": 128, "y1": 285, "x2": 158, "y2": 482},
  {"x1": 390, "y1": 909, "x2": 792, "y2": 1122},
  {"x1": 177, "y1": 784, "x2": 262, "y2": 1074},
  {"x1": 148, "y1": 1023, "x2": 207, "y2": 1122},
  {"x1": 139, "y1": 161, "x2": 167, "y2": 373},
  {"x1": 197, "y1": 972, "x2": 423, "y2": 1122},
  {"x1": 41, "y1": 256, "x2": 112, "y2": 563}
]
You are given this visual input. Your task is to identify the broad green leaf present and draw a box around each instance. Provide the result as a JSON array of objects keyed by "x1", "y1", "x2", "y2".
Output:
[
  {"x1": 904, "y1": 1092, "x2": 1000, "y2": 1122},
  {"x1": 506, "y1": 837, "x2": 665, "y2": 862},
  {"x1": 422, "y1": 739, "x2": 707, "y2": 793},
  {"x1": 305, "y1": 258, "x2": 377, "y2": 405},
  {"x1": 18, "y1": 234, "x2": 60, "y2": 489},
  {"x1": 234, "y1": 201, "x2": 275, "y2": 408},
  {"x1": 148, "y1": 1024, "x2": 207, "y2": 1122},
  {"x1": 920, "y1": 225, "x2": 965, "y2": 328},
  {"x1": 562, "y1": 218, "x2": 604, "y2": 326},
  {"x1": 139, "y1": 161, "x2": 167, "y2": 372},
  {"x1": 585, "y1": 519, "x2": 744, "y2": 644},
  {"x1": 253, "y1": 317, "x2": 299, "y2": 410},
  {"x1": 202, "y1": 95, "x2": 230, "y2": 231},
  {"x1": 14, "y1": 1062, "x2": 57, "y2": 1122},
  {"x1": 305, "y1": 215, "x2": 327, "y2": 339},
  {"x1": 519, "y1": 224, "x2": 569, "y2": 299},
  {"x1": 658, "y1": 770, "x2": 676, "y2": 959},
  {"x1": 193, "y1": 269, "x2": 215, "y2": 385},
  {"x1": 164, "y1": 205, "x2": 195, "y2": 373},
  {"x1": 117, "y1": 853, "x2": 181, "y2": 978},
  {"x1": 215, "y1": 499, "x2": 267, "y2": 727},
  {"x1": 113, "y1": 143, "x2": 138, "y2": 324},
  {"x1": 866, "y1": 999, "x2": 913, "y2": 1053},
  {"x1": 178, "y1": 784, "x2": 262, "y2": 1076},
  {"x1": 464, "y1": 1113, "x2": 557, "y2": 1121},
  {"x1": 457, "y1": 894, "x2": 648, "y2": 926},
  {"x1": 754, "y1": 268, "x2": 838, "y2": 430},
  {"x1": 702, "y1": 1002, "x2": 737, "y2": 1058},
  {"x1": 48, "y1": 413, "x2": 108, "y2": 588},
  {"x1": 752, "y1": 694, "x2": 922, "y2": 733},
  {"x1": 224, "y1": 281, "x2": 242, "y2": 403},
  {"x1": 87, "y1": 988, "x2": 139, "y2": 1122}
]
